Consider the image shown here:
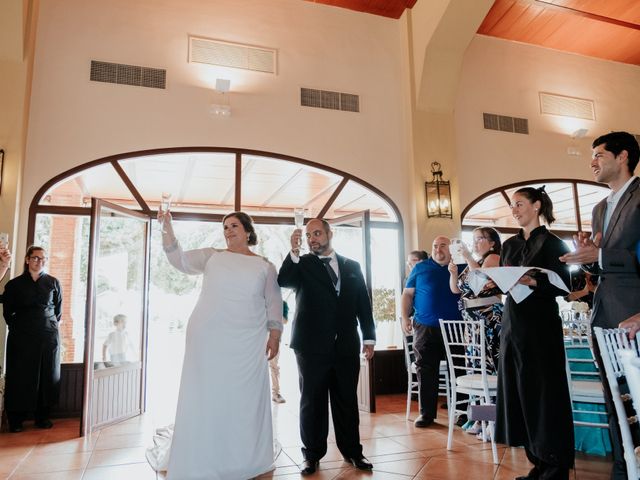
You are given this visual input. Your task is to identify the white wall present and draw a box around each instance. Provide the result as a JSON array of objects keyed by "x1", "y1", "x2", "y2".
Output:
[
  {"x1": 454, "y1": 35, "x2": 640, "y2": 211},
  {"x1": 21, "y1": 0, "x2": 412, "y2": 247}
]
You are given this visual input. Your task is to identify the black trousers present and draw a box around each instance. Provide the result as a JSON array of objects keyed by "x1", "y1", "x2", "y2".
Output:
[
  {"x1": 592, "y1": 335, "x2": 628, "y2": 480},
  {"x1": 525, "y1": 447, "x2": 570, "y2": 480},
  {"x1": 295, "y1": 351, "x2": 362, "y2": 462},
  {"x1": 413, "y1": 323, "x2": 467, "y2": 420}
]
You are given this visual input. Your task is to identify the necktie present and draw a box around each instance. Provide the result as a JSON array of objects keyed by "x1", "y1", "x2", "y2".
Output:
[{"x1": 320, "y1": 257, "x2": 338, "y2": 287}]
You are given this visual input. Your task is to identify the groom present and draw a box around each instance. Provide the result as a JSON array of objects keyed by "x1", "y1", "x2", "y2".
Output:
[{"x1": 278, "y1": 218, "x2": 375, "y2": 475}]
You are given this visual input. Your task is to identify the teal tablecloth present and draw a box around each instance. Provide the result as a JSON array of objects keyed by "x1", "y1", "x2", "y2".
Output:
[{"x1": 567, "y1": 345, "x2": 612, "y2": 456}]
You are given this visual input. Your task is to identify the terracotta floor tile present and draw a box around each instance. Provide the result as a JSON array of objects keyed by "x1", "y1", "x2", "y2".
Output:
[
  {"x1": 414, "y1": 456, "x2": 498, "y2": 479},
  {"x1": 369, "y1": 451, "x2": 427, "y2": 463},
  {"x1": 333, "y1": 468, "x2": 412, "y2": 479},
  {"x1": 10, "y1": 452, "x2": 92, "y2": 475},
  {"x1": 371, "y1": 457, "x2": 429, "y2": 476},
  {"x1": 86, "y1": 446, "x2": 148, "y2": 468},
  {"x1": 93, "y1": 432, "x2": 149, "y2": 451},
  {"x1": 32, "y1": 436, "x2": 97, "y2": 455},
  {"x1": 81, "y1": 462, "x2": 156, "y2": 480},
  {"x1": 0, "y1": 455, "x2": 24, "y2": 478},
  {"x1": 8, "y1": 469, "x2": 85, "y2": 480},
  {"x1": 360, "y1": 437, "x2": 413, "y2": 456},
  {"x1": 0, "y1": 445, "x2": 34, "y2": 460}
]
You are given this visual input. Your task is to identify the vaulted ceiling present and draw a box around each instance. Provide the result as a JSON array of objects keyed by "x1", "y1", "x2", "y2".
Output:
[
  {"x1": 306, "y1": 0, "x2": 418, "y2": 19},
  {"x1": 309, "y1": 0, "x2": 640, "y2": 66},
  {"x1": 478, "y1": 0, "x2": 640, "y2": 66}
]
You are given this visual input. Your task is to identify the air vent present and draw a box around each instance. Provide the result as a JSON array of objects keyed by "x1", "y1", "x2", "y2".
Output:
[
  {"x1": 483, "y1": 113, "x2": 528, "y2": 135},
  {"x1": 539, "y1": 92, "x2": 595, "y2": 120},
  {"x1": 189, "y1": 36, "x2": 277, "y2": 74},
  {"x1": 301, "y1": 88, "x2": 360, "y2": 113},
  {"x1": 90, "y1": 61, "x2": 166, "y2": 89}
]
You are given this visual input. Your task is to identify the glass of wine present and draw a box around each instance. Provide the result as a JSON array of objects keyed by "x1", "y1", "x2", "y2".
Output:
[
  {"x1": 159, "y1": 192, "x2": 173, "y2": 233},
  {"x1": 293, "y1": 208, "x2": 306, "y2": 251}
]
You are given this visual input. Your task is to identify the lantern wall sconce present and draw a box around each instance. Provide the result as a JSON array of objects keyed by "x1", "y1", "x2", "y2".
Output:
[{"x1": 425, "y1": 161, "x2": 452, "y2": 218}]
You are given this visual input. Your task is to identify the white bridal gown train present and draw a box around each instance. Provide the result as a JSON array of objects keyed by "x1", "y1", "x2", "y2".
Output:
[{"x1": 146, "y1": 245, "x2": 282, "y2": 480}]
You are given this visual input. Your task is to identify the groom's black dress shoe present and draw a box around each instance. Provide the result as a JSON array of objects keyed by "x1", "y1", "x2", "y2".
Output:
[
  {"x1": 300, "y1": 459, "x2": 319, "y2": 475},
  {"x1": 344, "y1": 456, "x2": 373, "y2": 470}
]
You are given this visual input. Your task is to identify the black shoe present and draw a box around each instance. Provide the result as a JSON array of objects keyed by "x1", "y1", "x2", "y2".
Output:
[
  {"x1": 344, "y1": 456, "x2": 373, "y2": 470},
  {"x1": 9, "y1": 424, "x2": 23, "y2": 433},
  {"x1": 35, "y1": 419, "x2": 53, "y2": 429},
  {"x1": 515, "y1": 466, "x2": 540, "y2": 480},
  {"x1": 414, "y1": 414, "x2": 434, "y2": 428},
  {"x1": 300, "y1": 459, "x2": 319, "y2": 475},
  {"x1": 455, "y1": 415, "x2": 468, "y2": 427}
]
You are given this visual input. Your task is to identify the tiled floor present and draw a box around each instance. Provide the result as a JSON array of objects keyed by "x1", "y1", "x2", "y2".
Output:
[{"x1": 0, "y1": 394, "x2": 611, "y2": 479}]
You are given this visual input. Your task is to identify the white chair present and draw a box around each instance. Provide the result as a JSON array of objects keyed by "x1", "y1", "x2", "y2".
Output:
[
  {"x1": 593, "y1": 327, "x2": 640, "y2": 479},
  {"x1": 562, "y1": 314, "x2": 608, "y2": 429},
  {"x1": 439, "y1": 319, "x2": 499, "y2": 464},
  {"x1": 403, "y1": 333, "x2": 449, "y2": 421}
]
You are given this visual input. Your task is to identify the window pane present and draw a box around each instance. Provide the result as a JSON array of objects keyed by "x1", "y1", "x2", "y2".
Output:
[
  {"x1": 34, "y1": 214, "x2": 90, "y2": 363},
  {"x1": 577, "y1": 183, "x2": 609, "y2": 232},
  {"x1": 119, "y1": 152, "x2": 236, "y2": 214},
  {"x1": 240, "y1": 155, "x2": 342, "y2": 218},
  {"x1": 324, "y1": 180, "x2": 397, "y2": 222},
  {"x1": 38, "y1": 163, "x2": 138, "y2": 209}
]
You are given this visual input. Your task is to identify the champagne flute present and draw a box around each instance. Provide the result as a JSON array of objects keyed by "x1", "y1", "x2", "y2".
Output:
[
  {"x1": 293, "y1": 208, "x2": 305, "y2": 251},
  {"x1": 159, "y1": 192, "x2": 173, "y2": 233},
  {"x1": 0, "y1": 232, "x2": 8, "y2": 249}
]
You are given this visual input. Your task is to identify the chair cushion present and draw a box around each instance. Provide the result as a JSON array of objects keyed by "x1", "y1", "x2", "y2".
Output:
[
  {"x1": 456, "y1": 374, "x2": 498, "y2": 390},
  {"x1": 571, "y1": 380, "x2": 604, "y2": 400}
]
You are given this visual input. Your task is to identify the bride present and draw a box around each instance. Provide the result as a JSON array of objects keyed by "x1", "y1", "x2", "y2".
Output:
[{"x1": 146, "y1": 211, "x2": 283, "y2": 480}]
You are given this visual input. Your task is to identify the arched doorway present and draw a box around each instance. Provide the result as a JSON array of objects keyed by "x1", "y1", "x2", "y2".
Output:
[{"x1": 27, "y1": 148, "x2": 405, "y2": 434}]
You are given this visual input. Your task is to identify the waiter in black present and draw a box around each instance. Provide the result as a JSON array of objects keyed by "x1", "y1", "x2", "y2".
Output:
[
  {"x1": 3, "y1": 246, "x2": 62, "y2": 432},
  {"x1": 278, "y1": 218, "x2": 375, "y2": 475}
]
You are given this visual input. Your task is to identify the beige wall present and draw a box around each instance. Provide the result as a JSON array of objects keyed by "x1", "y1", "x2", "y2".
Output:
[
  {"x1": 1, "y1": 0, "x2": 37, "y2": 365},
  {"x1": 20, "y1": 0, "x2": 413, "y2": 250},
  {"x1": 454, "y1": 35, "x2": 640, "y2": 212}
]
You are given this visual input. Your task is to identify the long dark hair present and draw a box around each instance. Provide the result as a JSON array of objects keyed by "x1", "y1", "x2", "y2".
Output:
[
  {"x1": 222, "y1": 211, "x2": 258, "y2": 246},
  {"x1": 473, "y1": 227, "x2": 501, "y2": 259},
  {"x1": 24, "y1": 245, "x2": 46, "y2": 273},
  {"x1": 514, "y1": 185, "x2": 555, "y2": 225}
]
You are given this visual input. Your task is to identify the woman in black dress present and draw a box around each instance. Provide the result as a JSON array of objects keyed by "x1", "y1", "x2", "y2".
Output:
[
  {"x1": 3, "y1": 246, "x2": 62, "y2": 432},
  {"x1": 495, "y1": 186, "x2": 573, "y2": 480}
]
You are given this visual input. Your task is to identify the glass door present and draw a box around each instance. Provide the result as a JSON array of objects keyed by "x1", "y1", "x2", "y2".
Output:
[
  {"x1": 328, "y1": 210, "x2": 374, "y2": 412},
  {"x1": 81, "y1": 199, "x2": 150, "y2": 435}
]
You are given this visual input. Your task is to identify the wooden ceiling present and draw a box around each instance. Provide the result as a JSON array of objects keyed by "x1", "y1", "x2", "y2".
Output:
[
  {"x1": 306, "y1": 0, "x2": 418, "y2": 19},
  {"x1": 478, "y1": 0, "x2": 640, "y2": 65}
]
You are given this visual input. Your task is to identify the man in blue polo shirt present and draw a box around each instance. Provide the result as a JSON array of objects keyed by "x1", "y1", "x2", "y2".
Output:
[{"x1": 401, "y1": 235, "x2": 463, "y2": 427}]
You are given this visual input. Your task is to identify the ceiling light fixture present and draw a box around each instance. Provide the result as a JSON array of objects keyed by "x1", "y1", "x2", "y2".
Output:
[{"x1": 210, "y1": 78, "x2": 231, "y2": 117}]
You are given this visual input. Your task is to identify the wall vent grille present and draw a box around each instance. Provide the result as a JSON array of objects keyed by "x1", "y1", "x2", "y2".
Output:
[
  {"x1": 539, "y1": 92, "x2": 595, "y2": 120},
  {"x1": 483, "y1": 113, "x2": 528, "y2": 134},
  {"x1": 301, "y1": 88, "x2": 360, "y2": 113},
  {"x1": 189, "y1": 36, "x2": 277, "y2": 74},
  {"x1": 90, "y1": 60, "x2": 166, "y2": 89}
]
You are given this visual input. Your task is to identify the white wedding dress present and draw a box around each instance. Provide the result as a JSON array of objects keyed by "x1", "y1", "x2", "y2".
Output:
[{"x1": 146, "y1": 245, "x2": 283, "y2": 480}]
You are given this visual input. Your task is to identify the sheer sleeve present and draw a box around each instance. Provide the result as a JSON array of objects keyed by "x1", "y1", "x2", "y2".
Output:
[
  {"x1": 164, "y1": 239, "x2": 216, "y2": 275},
  {"x1": 264, "y1": 262, "x2": 284, "y2": 332}
]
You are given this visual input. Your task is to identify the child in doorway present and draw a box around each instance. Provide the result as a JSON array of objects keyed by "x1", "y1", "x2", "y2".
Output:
[{"x1": 102, "y1": 314, "x2": 135, "y2": 363}]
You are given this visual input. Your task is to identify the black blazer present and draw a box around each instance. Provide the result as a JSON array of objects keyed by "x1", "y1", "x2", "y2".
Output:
[{"x1": 278, "y1": 253, "x2": 375, "y2": 356}]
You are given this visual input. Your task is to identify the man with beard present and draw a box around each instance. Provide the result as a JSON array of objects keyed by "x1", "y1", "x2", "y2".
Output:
[
  {"x1": 561, "y1": 131, "x2": 640, "y2": 480},
  {"x1": 278, "y1": 218, "x2": 375, "y2": 475},
  {"x1": 401, "y1": 236, "x2": 463, "y2": 427}
]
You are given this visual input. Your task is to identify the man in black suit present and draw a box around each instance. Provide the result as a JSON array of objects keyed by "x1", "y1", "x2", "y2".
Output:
[
  {"x1": 278, "y1": 218, "x2": 375, "y2": 475},
  {"x1": 561, "y1": 131, "x2": 640, "y2": 479}
]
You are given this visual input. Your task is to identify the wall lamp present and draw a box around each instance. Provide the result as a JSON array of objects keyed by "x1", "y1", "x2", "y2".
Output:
[{"x1": 425, "y1": 161, "x2": 452, "y2": 218}]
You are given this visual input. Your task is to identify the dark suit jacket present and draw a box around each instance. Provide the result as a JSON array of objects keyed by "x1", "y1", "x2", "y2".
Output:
[
  {"x1": 278, "y1": 253, "x2": 375, "y2": 356},
  {"x1": 589, "y1": 177, "x2": 640, "y2": 329}
]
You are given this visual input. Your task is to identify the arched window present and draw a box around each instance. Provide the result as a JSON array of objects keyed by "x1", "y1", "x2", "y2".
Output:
[
  {"x1": 28, "y1": 148, "x2": 405, "y2": 367},
  {"x1": 461, "y1": 179, "x2": 609, "y2": 237}
]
